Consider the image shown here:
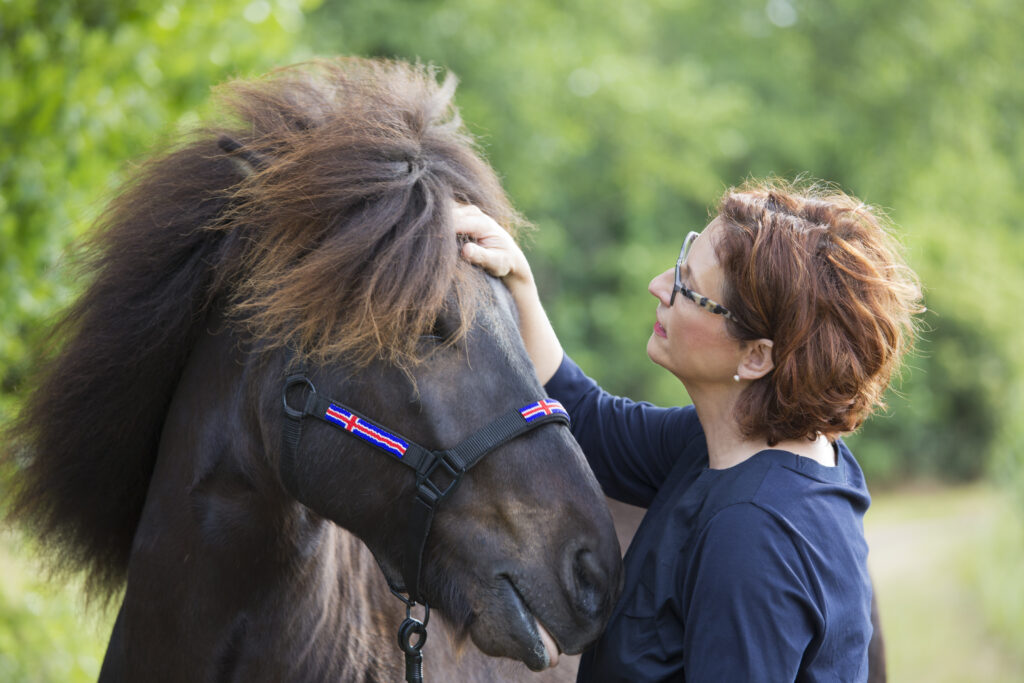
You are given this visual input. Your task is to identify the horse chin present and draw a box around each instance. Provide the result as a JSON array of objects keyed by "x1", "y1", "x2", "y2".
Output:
[{"x1": 466, "y1": 576, "x2": 562, "y2": 672}]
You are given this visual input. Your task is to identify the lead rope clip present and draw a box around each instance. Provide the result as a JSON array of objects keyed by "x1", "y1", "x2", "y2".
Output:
[{"x1": 397, "y1": 601, "x2": 430, "y2": 683}]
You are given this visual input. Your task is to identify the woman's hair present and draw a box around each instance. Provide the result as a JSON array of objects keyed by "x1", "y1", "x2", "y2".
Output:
[{"x1": 714, "y1": 178, "x2": 924, "y2": 445}]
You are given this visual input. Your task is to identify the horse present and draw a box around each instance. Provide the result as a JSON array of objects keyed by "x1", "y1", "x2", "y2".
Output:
[{"x1": 3, "y1": 58, "x2": 623, "y2": 681}]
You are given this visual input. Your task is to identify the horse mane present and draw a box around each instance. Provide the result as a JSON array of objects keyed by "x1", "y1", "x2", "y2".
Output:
[{"x1": 4, "y1": 58, "x2": 524, "y2": 600}]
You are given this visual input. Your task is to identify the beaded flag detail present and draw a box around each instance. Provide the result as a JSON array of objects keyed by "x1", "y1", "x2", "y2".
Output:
[
  {"x1": 324, "y1": 404, "x2": 409, "y2": 458},
  {"x1": 520, "y1": 399, "x2": 569, "y2": 423}
]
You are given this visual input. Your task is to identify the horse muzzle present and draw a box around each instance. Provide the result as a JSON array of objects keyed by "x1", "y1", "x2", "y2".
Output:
[{"x1": 465, "y1": 532, "x2": 622, "y2": 671}]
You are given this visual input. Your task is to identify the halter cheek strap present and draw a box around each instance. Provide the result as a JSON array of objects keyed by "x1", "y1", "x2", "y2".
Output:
[{"x1": 280, "y1": 373, "x2": 570, "y2": 604}]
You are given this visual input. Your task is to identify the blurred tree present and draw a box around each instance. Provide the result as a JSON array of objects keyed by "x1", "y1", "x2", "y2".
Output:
[{"x1": 0, "y1": 0, "x2": 319, "y2": 423}]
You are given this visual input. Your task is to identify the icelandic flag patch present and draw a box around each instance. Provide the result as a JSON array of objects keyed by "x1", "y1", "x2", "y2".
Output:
[
  {"x1": 519, "y1": 399, "x2": 569, "y2": 423},
  {"x1": 325, "y1": 404, "x2": 409, "y2": 458}
]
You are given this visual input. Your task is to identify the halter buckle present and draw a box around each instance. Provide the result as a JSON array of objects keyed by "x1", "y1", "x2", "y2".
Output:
[{"x1": 416, "y1": 450, "x2": 463, "y2": 505}]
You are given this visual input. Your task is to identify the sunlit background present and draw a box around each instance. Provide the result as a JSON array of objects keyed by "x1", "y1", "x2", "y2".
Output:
[{"x1": 2, "y1": 1, "x2": 1022, "y2": 680}]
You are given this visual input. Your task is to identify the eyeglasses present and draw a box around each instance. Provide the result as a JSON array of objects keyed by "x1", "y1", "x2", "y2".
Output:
[{"x1": 671, "y1": 231, "x2": 745, "y2": 327}]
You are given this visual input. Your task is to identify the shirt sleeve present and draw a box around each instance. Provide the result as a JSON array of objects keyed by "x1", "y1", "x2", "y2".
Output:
[
  {"x1": 680, "y1": 503, "x2": 823, "y2": 682},
  {"x1": 544, "y1": 354, "x2": 701, "y2": 508}
]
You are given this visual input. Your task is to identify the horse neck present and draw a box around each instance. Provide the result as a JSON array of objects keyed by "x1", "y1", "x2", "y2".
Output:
[{"x1": 174, "y1": 320, "x2": 401, "y2": 615}]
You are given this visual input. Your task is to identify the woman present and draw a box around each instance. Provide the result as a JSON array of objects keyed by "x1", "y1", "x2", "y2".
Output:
[{"x1": 453, "y1": 179, "x2": 922, "y2": 682}]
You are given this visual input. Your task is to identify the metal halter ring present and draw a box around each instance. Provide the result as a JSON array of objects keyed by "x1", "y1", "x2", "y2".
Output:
[
  {"x1": 398, "y1": 616, "x2": 428, "y2": 655},
  {"x1": 282, "y1": 375, "x2": 316, "y2": 419}
]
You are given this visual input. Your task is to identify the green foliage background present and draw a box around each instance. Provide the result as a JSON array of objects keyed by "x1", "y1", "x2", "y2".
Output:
[{"x1": 1, "y1": 0, "x2": 1022, "y2": 680}]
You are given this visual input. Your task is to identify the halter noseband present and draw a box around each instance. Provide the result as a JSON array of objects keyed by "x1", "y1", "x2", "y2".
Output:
[{"x1": 280, "y1": 370, "x2": 570, "y2": 680}]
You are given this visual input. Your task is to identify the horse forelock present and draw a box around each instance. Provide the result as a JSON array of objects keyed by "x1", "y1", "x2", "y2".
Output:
[{"x1": 211, "y1": 58, "x2": 527, "y2": 369}]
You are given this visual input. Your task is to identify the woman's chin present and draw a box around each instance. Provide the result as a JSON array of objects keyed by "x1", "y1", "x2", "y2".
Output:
[
  {"x1": 646, "y1": 335, "x2": 667, "y2": 367},
  {"x1": 647, "y1": 340, "x2": 689, "y2": 386}
]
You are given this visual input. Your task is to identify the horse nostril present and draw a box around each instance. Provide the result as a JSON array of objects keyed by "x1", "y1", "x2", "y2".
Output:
[{"x1": 570, "y1": 548, "x2": 607, "y2": 619}]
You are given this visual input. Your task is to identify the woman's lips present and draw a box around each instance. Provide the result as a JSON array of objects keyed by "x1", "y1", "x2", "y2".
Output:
[{"x1": 653, "y1": 320, "x2": 667, "y2": 338}]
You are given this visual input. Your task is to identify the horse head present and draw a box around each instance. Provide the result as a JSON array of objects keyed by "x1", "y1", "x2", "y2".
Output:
[
  {"x1": 268, "y1": 272, "x2": 621, "y2": 670},
  {"x1": 217, "y1": 60, "x2": 622, "y2": 669}
]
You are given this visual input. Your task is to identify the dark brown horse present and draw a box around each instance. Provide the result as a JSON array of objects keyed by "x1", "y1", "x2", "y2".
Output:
[{"x1": 5, "y1": 59, "x2": 622, "y2": 681}]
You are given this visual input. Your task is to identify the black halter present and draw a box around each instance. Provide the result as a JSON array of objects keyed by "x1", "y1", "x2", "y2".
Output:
[{"x1": 280, "y1": 370, "x2": 570, "y2": 680}]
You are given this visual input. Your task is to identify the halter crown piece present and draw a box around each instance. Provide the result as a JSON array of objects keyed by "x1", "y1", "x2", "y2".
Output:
[{"x1": 280, "y1": 370, "x2": 570, "y2": 682}]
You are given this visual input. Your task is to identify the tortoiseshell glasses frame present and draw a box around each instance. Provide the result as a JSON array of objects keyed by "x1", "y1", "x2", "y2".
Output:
[{"x1": 670, "y1": 231, "x2": 745, "y2": 328}]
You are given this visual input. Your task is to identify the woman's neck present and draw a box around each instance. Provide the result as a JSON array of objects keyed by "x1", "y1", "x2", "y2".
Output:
[{"x1": 690, "y1": 385, "x2": 836, "y2": 470}]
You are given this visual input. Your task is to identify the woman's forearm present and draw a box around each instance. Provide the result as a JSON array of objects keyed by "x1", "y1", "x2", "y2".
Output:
[
  {"x1": 502, "y1": 270, "x2": 564, "y2": 385},
  {"x1": 454, "y1": 203, "x2": 564, "y2": 384}
]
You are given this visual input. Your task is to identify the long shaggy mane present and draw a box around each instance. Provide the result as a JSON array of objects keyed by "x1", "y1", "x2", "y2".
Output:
[
  {"x1": 3, "y1": 58, "x2": 523, "y2": 599},
  {"x1": 218, "y1": 59, "x2": 524, "y2": 367}
]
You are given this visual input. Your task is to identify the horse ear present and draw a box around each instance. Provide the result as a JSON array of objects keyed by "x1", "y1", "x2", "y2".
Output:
[{"x1": 218, "y1": 135, "x2": 269, "y2": 177}]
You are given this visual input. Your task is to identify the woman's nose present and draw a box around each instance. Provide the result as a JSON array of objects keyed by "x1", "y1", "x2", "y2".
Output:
[{"x1": 649, "y1": 268, "x2": 674, "y2": 304}]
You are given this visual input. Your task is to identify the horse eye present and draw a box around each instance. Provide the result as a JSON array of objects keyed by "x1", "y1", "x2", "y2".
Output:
[{"x1": 420, "y1": 318, "x2": 447, "y2": 343}]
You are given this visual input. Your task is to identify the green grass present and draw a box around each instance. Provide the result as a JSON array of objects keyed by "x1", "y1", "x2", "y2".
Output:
[
  {"x1": 865, "y1": 484, "x2": 1024, "y2": 682},
  {"x1": 956, "y1": 501, "x2": 1024, "y2": 675},
  {"x1": 0, "y1": 531, "x2": 112, "y2": 683}
]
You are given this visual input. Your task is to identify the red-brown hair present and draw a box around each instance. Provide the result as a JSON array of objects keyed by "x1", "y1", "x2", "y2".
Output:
[{"x1": 715, "y1": 179, "x2": 923, "y2": 445}]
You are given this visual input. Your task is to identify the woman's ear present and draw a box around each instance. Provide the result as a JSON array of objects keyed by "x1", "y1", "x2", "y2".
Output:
[{"x1": 737, "y1": 339, "x2": 774, "y2": 381}]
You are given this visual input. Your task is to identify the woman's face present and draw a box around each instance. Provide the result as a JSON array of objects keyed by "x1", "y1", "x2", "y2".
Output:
[{"x1": 646, "y1": 217, "x2": 745, "y2": 387}]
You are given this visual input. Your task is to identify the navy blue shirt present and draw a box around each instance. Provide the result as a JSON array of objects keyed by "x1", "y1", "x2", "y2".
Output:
[{"x1": 545, "y1": 356, "x2": 873, "y2": 682}]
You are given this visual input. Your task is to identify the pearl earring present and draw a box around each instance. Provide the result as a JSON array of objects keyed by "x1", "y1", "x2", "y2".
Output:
[{"x1": 733, "y1": 374, "x2": 741, "y2": 382}]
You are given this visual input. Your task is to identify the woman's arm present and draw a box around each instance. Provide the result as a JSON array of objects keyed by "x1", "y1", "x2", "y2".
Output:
[
  {"x1": 453, "y1": 204, "x2": 702, "y2": 505},
  {"x1": 546, "y1": 355, "x2": 701, "y2": 507},
  {"x1": 453, "y1": 203, "x2": 563, "y2": 384}
]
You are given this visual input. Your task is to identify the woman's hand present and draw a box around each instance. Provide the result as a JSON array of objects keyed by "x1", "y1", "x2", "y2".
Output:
[
  {"x1": 451, "y1": 202, "x2": 564, "y2": 384},
  {"x1": 452, "y1": 203, "x2": 533, "y2": 289}
]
